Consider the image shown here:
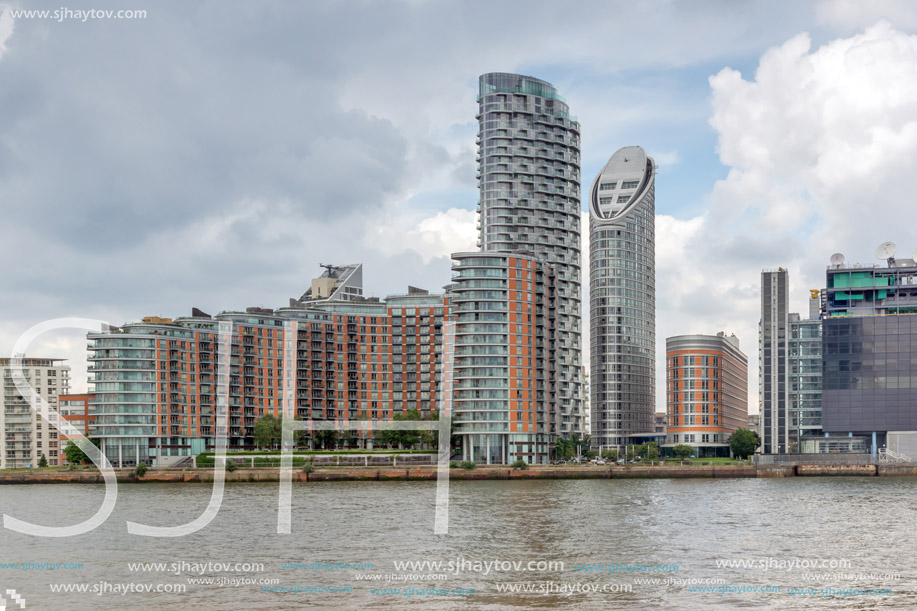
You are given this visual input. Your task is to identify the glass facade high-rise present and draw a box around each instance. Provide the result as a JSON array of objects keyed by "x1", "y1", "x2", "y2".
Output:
[
  {"x1": 788, "y1": 315, "x2": 822, "y2": 451},
  {"x1": 588, "y1": 146, "x2": 656, "y2": 449},
  {"x1": 760, "y1": 269, "x2": 788, "y2": 454},
  {"x1": 476, "y1": 73, "x2": 584, "y2": 437},
  {"x1": 450, "y1": 251, "x2": 557, "y2": 464}
]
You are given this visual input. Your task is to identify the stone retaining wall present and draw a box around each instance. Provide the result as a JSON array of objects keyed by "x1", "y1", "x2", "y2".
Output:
[{"x1": 0, "y1": 463, "x2": 910, "y2": 484}]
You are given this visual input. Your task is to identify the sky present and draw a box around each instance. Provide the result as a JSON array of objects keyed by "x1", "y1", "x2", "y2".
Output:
[{"x1": 2, "y1": 0, "x2": 917, "y2": 415}]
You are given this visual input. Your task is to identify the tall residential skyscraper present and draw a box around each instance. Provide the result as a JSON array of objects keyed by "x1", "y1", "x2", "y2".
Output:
[
  {"x1": 588, "y1": 146, "x2": 656, "y2": 449},
  {"x1": 760, "y1": 268, "x2": 788, "y2": 454},
  {"x1": 476, "y1": 72, "x2": 584, "y2": 437}
]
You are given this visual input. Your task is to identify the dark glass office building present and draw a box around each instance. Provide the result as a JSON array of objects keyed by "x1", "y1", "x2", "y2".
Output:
[{"x1": 822, "y1": 261, "x2": 917, "y2": 449}]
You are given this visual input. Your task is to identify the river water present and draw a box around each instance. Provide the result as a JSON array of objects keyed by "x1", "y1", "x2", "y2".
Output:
[{"x1": 0, "y1": 478, "x2": 914, "y2": 609}]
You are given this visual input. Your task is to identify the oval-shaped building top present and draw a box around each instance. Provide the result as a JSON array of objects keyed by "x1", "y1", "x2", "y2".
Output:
[{"x1": 589, "y1": 145, "x2": 654, "y2": 221}]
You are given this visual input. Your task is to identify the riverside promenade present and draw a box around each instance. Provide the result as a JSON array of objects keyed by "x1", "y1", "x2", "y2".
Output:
[{"x1": 2, "y1": 463, "x2": 917, "y2": 484}]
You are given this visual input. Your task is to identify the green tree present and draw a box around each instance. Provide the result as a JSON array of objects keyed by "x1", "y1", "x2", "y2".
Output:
[
  {"x1": 601, "y1": 449, "x2": 618, "y2": 462},
  {"x1": 673, "y1": 444, "x2": 694, "y2": 461},
  {"x1": 313, "y1": 429, "x2": 338, "y2": 450},
  {"x1": 644, "y1": 442, "x2": 659, "y2": 462},
  {"x1": 253, "y1": 414, "x2": 279, "y2": 449},
  {"x1": 554, "y1": 437, "x2": 574, "y2": 460},
  {"x1": 63, "y1": 438, "x2": 100, "y2": 465},
  {"x1": 376, "y1": 409, "x2": 423, "y2": 449},
  {"x1": 729, "y1": 428, "x2": 761, "y2": 459},
  {"x1": 38, "y1": 454, "x2": 48, "y2": 468}
]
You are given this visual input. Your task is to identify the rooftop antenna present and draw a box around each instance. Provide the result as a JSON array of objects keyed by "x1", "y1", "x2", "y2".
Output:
[
  {"x1": 830, "y1": 253, "x2": 845, "y2": 268},
  {"x1": 319, "y1": 263, "x2": 336, "y2": 276},
  {"x1": 875, "y1": 242, "x2": 897, "y2": 267}
]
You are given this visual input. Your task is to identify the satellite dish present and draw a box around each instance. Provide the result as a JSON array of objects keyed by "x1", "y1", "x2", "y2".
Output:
[
  {"x1": 830, "y1": 253, "x2": 845, "y2": 266},
  {"x1": 876, "y1": 242, "x2": 897, "y2": 259}
]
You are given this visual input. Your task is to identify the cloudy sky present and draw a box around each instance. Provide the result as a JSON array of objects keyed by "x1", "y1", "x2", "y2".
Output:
[{"x1": 2, "y1": 0, "x2": 917, "y2": 414}]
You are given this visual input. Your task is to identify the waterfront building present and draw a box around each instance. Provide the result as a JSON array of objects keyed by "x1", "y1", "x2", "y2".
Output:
[
  {"x1": 588, "y1": 146, "x2": 656, "y2": 450},
  {"x1": 821, "y1": 250, "x2": 917, "y2": 457},
  {"x1": 760, "y1": 270, "x2": 826, "y2": 454},
  {"x1": 0, "y1": 358, "x2": 69, "y2": 469},
  {"x1": 450, "y1": 251, "x2": 557, "y2": 464},
  {"x1": 58, "y1": 393, "x2": 95, "y2": 465},
  {"x1": 88, "y1": 266, "x2": 449, "y2": 467},
  {"x1": 788, "y1": 312, "x2": 823, "y2": 451},
  {"x1": 760, "y1": 269, "x2": 789, "y2": 454},
  {"x1": 664, "y1": 333, "x2": 748, "y2": 457},
  {"x1": 476, "y1": 72, "x2": 584, "y2": 436}
]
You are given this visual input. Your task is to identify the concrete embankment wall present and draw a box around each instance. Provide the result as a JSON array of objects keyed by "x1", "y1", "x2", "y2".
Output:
[
  {"x1": 796, "y1": 464, "x2": 877, "y2": 476},
  {"x1": 2, "y1": 463, "x2": 914, "y2": 484}
]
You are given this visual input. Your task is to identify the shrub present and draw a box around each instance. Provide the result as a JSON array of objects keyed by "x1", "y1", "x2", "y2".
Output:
[
  {"x1": 511, "y1": 459, "x2": 528, "y2": 470},
  {"x1": 134, "y1": 462, "x2": 148, "y2": 478},
  {"x1": 302, "y1": 461, "x2": 314, "y2": 474},
  {"x1": 459, "y1": 460, "x2": 476, "y2": 470},
  {"x1": 449, "y1": 460, "x2": 459, "y2": 468},
  {"x1": 673, "y1": 444, "x2": 694, "y2": 461},
  {"x1": 38, "y1": 454, "x2": 48, "y2": 468},
  {"x1": 225, "y1": 460, "x2": 237, "y2": 472}
]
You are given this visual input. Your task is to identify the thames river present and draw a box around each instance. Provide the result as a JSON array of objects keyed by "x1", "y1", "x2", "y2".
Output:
[{"x1": 0, "y1": 478, "x2": 914, "y2": 609}]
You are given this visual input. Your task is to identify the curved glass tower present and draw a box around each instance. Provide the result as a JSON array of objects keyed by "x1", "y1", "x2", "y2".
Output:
[
  {"x1": 588, "y1": 146, "x2": 656, "y2": 449},
  {"x1": 476, "y1": 72, "x2": 584, "y2": 437}
]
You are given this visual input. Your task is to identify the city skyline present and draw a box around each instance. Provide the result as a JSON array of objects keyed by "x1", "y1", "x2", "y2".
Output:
[
  {"x1": 2, "y1": 3, "x2": 917, "y2": 419},
  {"x1": 2, "y1": 3, "x2": 916, "y2": 609}
]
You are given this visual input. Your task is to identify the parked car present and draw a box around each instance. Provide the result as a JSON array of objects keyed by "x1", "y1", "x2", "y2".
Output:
[
  {"x1": 553, "y1": 460, "x2": 567, "y2": 465},
  {"x1": 590, "y1": 458, "x2": 606, "y2": 465}
]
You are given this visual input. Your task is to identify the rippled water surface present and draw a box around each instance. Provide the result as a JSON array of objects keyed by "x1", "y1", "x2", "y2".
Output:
[{"x1": 1, "y1": 478, "x2": 915, "y2": 609}]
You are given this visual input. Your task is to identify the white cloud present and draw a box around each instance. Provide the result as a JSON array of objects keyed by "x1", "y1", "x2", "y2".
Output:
[
  {"x1": 0, "y1": 4, "x2": 14, "y2": 58},
  {"x1": 655, "y1": 21, "x2": 917, "y2": 413},
  {"x1": 368, "y1": 207, "x2": 477, "y2": 263}
]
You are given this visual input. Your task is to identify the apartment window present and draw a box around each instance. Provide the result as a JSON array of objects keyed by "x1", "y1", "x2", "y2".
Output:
[
  {"x1": 599, "y1": 182, "x2": 616, "y2": 190},
  {"x1": 621, "y1": 180, "x2": 639, "y2": 189},
  {"x1": 599, "y1": 197, "x2": 613, "y2": 206},
  {"x1": 617, "y1": 195, "x2": 630, "y2": 203}
]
